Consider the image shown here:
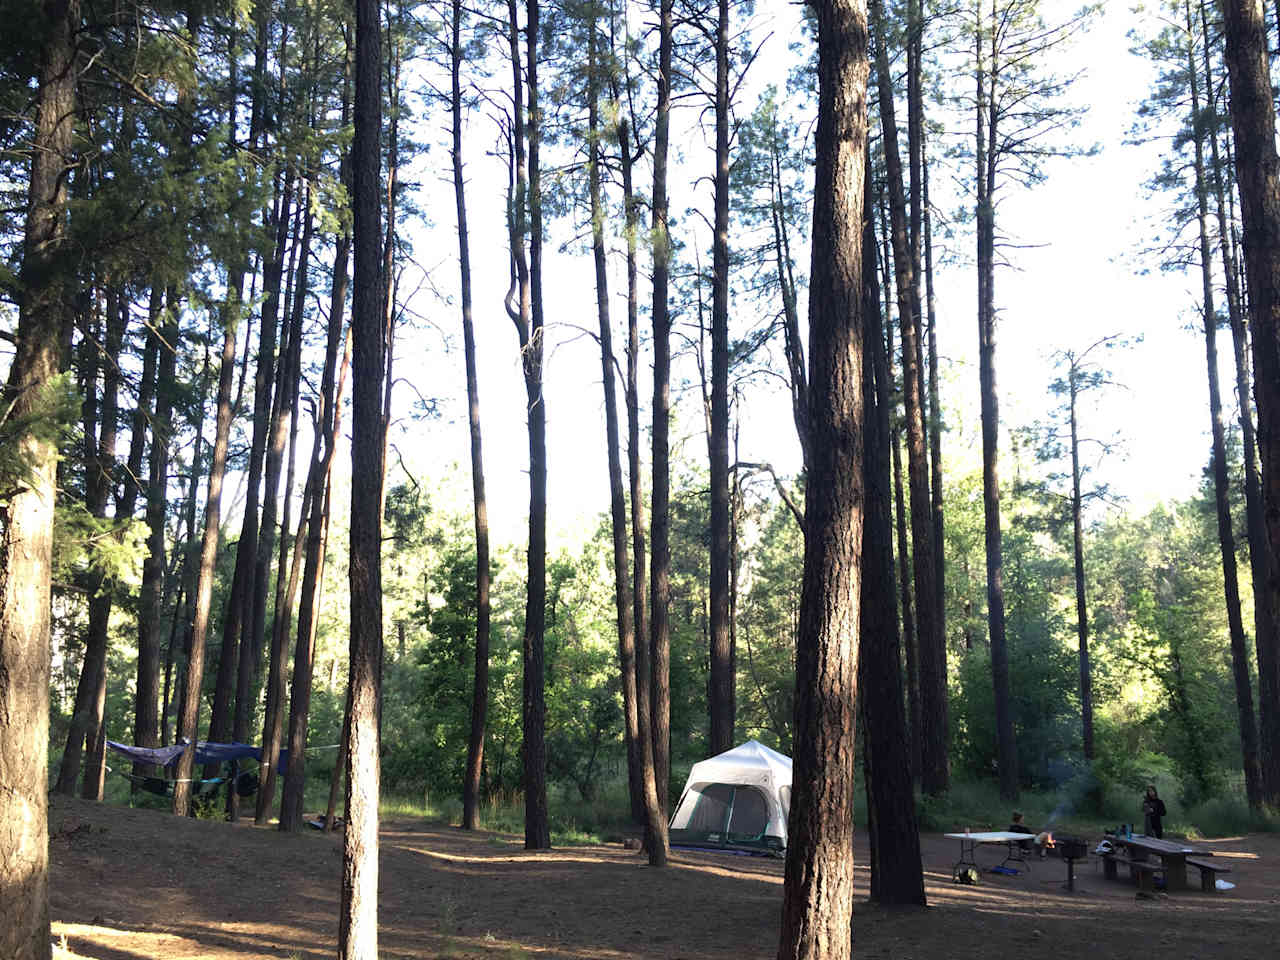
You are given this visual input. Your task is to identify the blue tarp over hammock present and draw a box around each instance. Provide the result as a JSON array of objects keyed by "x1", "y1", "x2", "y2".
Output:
[{"x1": 106, "y1": 739, "x2": 290, "y2": 773}]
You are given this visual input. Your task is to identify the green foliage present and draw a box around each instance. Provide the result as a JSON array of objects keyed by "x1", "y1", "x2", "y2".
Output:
[{"x1": 0, "y1": 371, "x2": 78, "y2": 507}]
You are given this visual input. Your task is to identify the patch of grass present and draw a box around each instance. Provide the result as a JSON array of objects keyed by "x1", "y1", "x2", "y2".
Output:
[{"x1": 1178, "y1": 794, "x2": 1280, "y2": 838}]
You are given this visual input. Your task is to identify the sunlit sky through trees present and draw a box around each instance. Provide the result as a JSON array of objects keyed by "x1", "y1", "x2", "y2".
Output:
[{"x1": 373, "y1": 0, "x2": 1226, "y2": 547}]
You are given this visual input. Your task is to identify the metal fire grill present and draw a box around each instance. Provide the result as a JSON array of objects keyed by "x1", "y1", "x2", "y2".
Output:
[{"x1": 1054, "y1": 835, "x2": 1089, "y2": 891}]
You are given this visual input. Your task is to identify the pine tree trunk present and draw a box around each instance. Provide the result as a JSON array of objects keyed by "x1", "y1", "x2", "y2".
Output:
[
  {"x1": 649, "y1": 0, "x2": 675, "y2": 838},
  {"x1": 82, "y1": 297, "x2": 159, "y2": 797},
  {"x1": 881, "y1": 235, "x2": 921, "y2": 783},
  {"x1": 0, "y1": 4, "x2": 76, "y2": 952},
  {"x1": 1187, "y1": 3, "x2": 1263, "y2": 806},
  {"x1": 708, "y1": 0, "x2": 734, "y2": 759},
  {"x1": 859, "y1": 153, "x2": 926, "y2": 908},
  {"x1": 56, "y1": 285, "x2": 123, "y2": 795},
  {"x1": 923, "y1": 137, "x2": 945, "y2": 627},
  {"x1": 340, "y1": 0, "x2": 384, "y2": 950},
  {"x1": 1212, "y1": 0, "x2": 1280, "y2": 807},
  {"x1": 206, "y1": 168, "x2": 293, "y2": 786},
  {"x1": 871, "y1": 0, "x2": 948, "y2": 796},
  {"x1": 617, "y1": 92, "x2": 651, "y2": 824},
  {"x1": 522, "y1": 0, "x2": 550, "y2": 851},
  {"x1": 588, "y1": 19, "x2": 665, "y2": 856},
  {"x1": 453, "y1": 0, "x2": 491, "y2": 833},
  {"x1": 1068, "y1": 380, "x2": 1095, "y2": 762},
  {"x1": 776, "y1": 2, "x2": 867, "y2": 953},
  {"x1": 279, "y1": 333, "x2": 350, "y2": 831},
  {"x1": 772, "y1": 135, "x2": 809, "y2": 469},
  {"x1": 173, "y1": 302, "x2": 241, "y2": 817},
  {"x1": 975, "y1": 7, "x2": 1017, "y2": 799},
  {"x1": 136, "y1": 293, "x2": 178, "y2": 772}
]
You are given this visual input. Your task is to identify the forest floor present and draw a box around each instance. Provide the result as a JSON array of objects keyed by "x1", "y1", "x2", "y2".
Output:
[{"x1": 48, "y1": 793, "x2": 1280, "y2": 959}]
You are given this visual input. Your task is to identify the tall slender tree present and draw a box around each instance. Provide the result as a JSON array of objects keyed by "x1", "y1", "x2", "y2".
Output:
[
  {"x1": 340, "y1": 0, "x2": 385, "y2": 950},
  {"x1": 859, "y1": 153, "x2": 926, "y2": 907},
  {"x1": 649, "y1": 0, "x2": 675, "y2": 840},
  {"x1": 775, "y1": 0, "x2": 868, "y2": 955},
  {"x1": 451, "y1": 0, "x2": 491, "y2": 834},
  {"x1": 1201, "y1": 0, "x2": 1280, "y2": 807},
  {"x1": 1220, "y1": 0, "x2": 1280, "y2": 809},
  {"x1": 708, "y1": 0, "x2": 734, "y2": 758},
  {"x1": 870, "y1": 0, "x2": 949, "y2": 795}
]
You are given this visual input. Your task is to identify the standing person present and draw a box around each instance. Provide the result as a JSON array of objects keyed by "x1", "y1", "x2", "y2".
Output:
[{"x1": 1142, "y1": 785, "x2": 1166, "y2": 838}]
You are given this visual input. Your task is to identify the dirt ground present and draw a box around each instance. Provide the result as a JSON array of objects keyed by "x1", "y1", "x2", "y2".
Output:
[{"x1": 47, "y1": 794, "x2": 1280, "y2": 959}]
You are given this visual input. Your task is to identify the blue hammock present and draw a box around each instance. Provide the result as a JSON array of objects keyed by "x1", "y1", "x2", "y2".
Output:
[{"x1": 106, "y1": 739, "x2": 290, "y2": 773}]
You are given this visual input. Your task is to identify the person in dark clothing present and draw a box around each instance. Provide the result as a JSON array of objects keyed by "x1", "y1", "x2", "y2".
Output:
[
  {"x1": 1008, "y1": 811, "x2": 1049, "y2": 858},
  {"x1": 1142, "y1": 785, "x2": 1167, "y2": 838}
]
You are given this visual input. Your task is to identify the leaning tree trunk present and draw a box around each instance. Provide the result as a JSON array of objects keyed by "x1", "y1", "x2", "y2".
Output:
[
  {"x1": 859, "y1": 153, "x2": 926, "y2": 908},
  {"x1": 340, "y1": 0, "x2": 385, "y2": 952},
  {"x1": 775, "y1": 0, "x2": 868, "y2": 956},
  {"x1": 708, "y1": 0, "x2": 734, "y2": 758},
  {"x1": 0, "y1": 2, "x2": 77, "y2": 954}
]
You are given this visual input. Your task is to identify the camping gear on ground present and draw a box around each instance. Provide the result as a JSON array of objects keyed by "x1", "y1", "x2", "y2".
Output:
[{"x1": 668, "y1": 740, "x2": 791, "y2": 855}]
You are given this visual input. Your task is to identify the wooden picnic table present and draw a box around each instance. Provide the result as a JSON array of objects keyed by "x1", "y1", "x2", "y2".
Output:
[{"x1": 1107, "y1": 834, "x2": 1211, "y2": 891}]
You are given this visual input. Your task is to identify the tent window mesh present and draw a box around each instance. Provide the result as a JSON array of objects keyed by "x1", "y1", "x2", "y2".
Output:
[
  {"x1": 681, "y1": 783, "x2": 734, "y2": 833},
  {"x1": 727, "y1": 787, "x2": 769, "y2": 837}
]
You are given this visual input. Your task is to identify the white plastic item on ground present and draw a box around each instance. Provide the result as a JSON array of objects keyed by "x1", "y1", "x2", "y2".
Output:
[{"x1": 1216, "y1": 879, "x2": 1235, "y2": 891}]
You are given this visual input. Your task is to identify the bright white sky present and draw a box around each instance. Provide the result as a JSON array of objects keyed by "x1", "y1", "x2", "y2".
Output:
[{"x1": 385, "y1": 0, "x2": 1227, "y2": 549}]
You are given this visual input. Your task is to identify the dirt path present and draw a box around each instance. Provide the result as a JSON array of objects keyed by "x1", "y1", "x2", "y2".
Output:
[{"x1": 48, "y1": 795, "x2": 1279, "y2": 959}]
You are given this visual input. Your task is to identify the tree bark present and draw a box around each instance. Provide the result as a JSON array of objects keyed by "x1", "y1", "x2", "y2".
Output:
[
  {"x1": 588, "y1": 15, "x2": 666, "y2": 857},
  {"x1": 235, "y1": 196, "x2": 309, "y2": 820},
  {"x1": 923, "y1": 135, "x2": 945, "y2": 629},
  {"x1": 612, "y1": 45, "x2": 652, "y2": 825},
  {"x1": 340, "y1": 0, "x2": 385, "y2": 951},
  {"x1": 1208, "y1": 0, "x2": 1280, "y2": 814},
  {"x1": 1067, "y1": 376, "x2": 1095, "y2": 762},
  {"x1": 522, "y1": 0, "x2": 550, "y2": 851},
  {"x1": 279, "y1": 332, "x2": 350, "y2": 831},
  {"x1": 776, "y1": 3, "x2": 867, "y2": 955},
  {"x1": 871, "y1": 0, "x2": 949, "y2": 796},
  {"x1": 650, "y1": 0, "x2": 675, "y2": 842},
  {"x1": 708, "y1": 0, "x2": 734, "y2": 759},
  {"x1": 206, "y1": 173, "x2": 292, "y2": 781},
  {"x1": 859, "y1": 152, "x2": 926, "y2": 907},
  {"x1": 452, "y1": 0, "x2": 491, "y2": 833},
  {"x1": 136, "y1": 292, "x2": 178, "y2": 774},
  {"x1": 1186, "y1": 0, "x2": 1263, "y2": 807},
  {"x1": 56, "y1": 283, "x2": 123, "y2": 795},
  {"x1": 975, "y1": 4, "x2": 1017, "y2": 799},
  {"x1": 173, "y1": 303, "x2": 241, "y2": 816},
  {"x1": 0, "y1": 3, "x2": 77, "y2": 953}
]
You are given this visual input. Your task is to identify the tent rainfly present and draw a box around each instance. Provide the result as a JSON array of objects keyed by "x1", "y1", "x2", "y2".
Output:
[{"x1": 668, "y1": 740, "x2": 792, "y2": 854}]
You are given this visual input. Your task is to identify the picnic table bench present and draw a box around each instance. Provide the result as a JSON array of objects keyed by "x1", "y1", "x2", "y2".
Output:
[
  {"x1": 1103, "y1": 852, "x2": 1164, "y2": 892},
  {"x1": 1185, "y1": 856, "x2": 1232, "y2": 892}
]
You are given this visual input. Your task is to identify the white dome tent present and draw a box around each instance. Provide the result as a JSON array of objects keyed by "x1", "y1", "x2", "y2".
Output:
[{"x1": 668, "y1": 740, "x2": 792, "y2": 854}]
